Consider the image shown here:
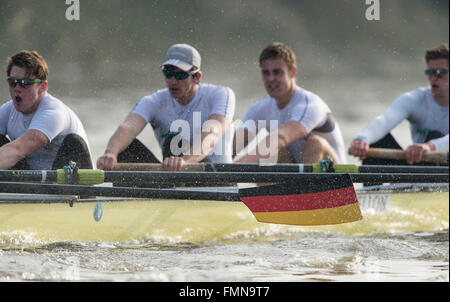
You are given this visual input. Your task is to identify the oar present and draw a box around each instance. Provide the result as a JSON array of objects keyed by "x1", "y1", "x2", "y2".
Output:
[
  {"x1": 0, "y1": 173, "x2": 362, "y2": 226},
  {"x1": 114, "y1": 162, "x2": 448, "y2": 174},
  {"x1": 0, "y1": 182, "x2": 239, "y2": 201},
  {"x1": 365, "y1": 148, "x2": 448, "y2": 164},
  {"x1": 0, "y1": 170, "x2": 448, "y2": 185}
]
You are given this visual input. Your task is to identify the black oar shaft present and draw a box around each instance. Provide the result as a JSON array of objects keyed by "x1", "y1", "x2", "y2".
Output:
[
  {"x1": 0, "y1": 182, "x2": 241, "y2": 201},
  {"x1": 121, "y1": 163, "x2": 449, "y2": 174},
  {"x1": 0, "y1": 170, "x2": 58, "y2": 182},
  {"x1": 0, "y1": 170, "x2": 448, "y2": 184},
  {"x1": 103, "y1": 172, "x2": 448, "y2": 184},
  {"x1": 349, "y1": 173, "x2": 448, "y2": 183},
  {"x1": 357, "y1": 165, "x2": 448, "y2": 174},
  {"x1": 205, "y1": 163, "x2": 312, "y2": 172}
]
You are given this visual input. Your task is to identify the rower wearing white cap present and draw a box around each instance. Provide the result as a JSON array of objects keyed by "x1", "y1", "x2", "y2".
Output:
[{"x1": 97, "y1": 44, "x2": 236, "y2": 171}]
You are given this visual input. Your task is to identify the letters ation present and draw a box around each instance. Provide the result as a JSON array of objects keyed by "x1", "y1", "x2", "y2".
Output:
[
  {"x1": 65, "y1": 0, "x2": 80, "y2": 21},
  {"x1": 365, "y1": 0, "x2": 380, "y2": 21}
]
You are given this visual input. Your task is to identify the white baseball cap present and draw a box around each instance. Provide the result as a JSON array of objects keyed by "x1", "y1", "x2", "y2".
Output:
[{"x1": 161, "y1": 44, "x2": 201, "y2": 71}]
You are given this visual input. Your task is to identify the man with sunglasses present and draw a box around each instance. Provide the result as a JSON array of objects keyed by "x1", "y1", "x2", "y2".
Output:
[
  {"x1": 349, "y1": 43, "x2": 449, "y2": 165},
  {"x1": 96, "y1": 44, "x2": 235, "y2": 171},
  {"x1": 0, "y1": 50, "x2": 93, "y2": 170}
]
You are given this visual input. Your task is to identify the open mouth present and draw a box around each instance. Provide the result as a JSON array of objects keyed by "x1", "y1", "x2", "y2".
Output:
[{"x1": 14, "y1": 96, "x2": 23, "y2": 103}]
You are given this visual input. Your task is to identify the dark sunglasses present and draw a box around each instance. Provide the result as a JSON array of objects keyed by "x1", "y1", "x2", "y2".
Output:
[
  {"x1": 7, "y1": 76, "x2": 43, "y2": 88},
  {"x1": 425, "y1": 68, "x2": 449, "y2": 79},
  {"x1": 162, "y1": 69, "x2": 197, "y2": 80}
]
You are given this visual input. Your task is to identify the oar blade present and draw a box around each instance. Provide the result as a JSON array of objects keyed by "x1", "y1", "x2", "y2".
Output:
[{"x1": 239, "y1": 174, "x2": 362, "y2": 226}]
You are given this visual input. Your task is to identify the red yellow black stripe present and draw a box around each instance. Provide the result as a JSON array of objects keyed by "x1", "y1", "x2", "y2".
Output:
[{"x1": 239, "y1": 174, "x2": 362, "y2": 225}]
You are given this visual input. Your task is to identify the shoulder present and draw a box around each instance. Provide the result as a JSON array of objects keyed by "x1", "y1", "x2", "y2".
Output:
[
  {"x1": 295, "y1": 87, "x2": 325, "y2": 104},
  {"x1": 244, "y1": 95, "x2": 272, "y2": 117},
  {"x1": 292, "y1": 87, "x2": 329, "y2": 113},
  {"x1": 389, "y1": 87, "x2": 429, "y2": 112},
  {"x1": 33, "y1": 94, "x2": 75, "y2": 125},
  {"x1": 38, "y1": 93, "x2": 67, "y2": 111},
  {"x1": 0, "y1": 101, "x2": 14, "y2": 129},
  {"x1": 134, "y1": 89, "x2": 171, "y2": 113},
  {"x1": 251, "y1": 94, "x2": 273, "y2": 107},
  {"x1": 138, "y1": 88, "x2": 170, "y2": 103},
  {"x1": 31, "y1": 93, "x2": 73, "y2": 123},
  {"x1": 396, "y1": 87, "x2": 429, "y2": 103},
  {"x1": 132, "y1": 89, "x2": 170, "y2": 121},
  {"x1": 0, "y1": 100, "x2": 14, "y2": 113}
]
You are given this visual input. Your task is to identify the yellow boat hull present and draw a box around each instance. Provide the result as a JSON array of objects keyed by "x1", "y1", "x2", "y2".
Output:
[{"x1": 1, "y1": 191, "x2": 448, "y2": 245}]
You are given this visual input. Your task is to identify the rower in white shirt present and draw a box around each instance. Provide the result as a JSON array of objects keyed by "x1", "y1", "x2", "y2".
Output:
[
  {"x1": 96, "y1": 44, "x2": 236, "y2": 171},
  {"x1": 233, "y1": 42, "x2": 346, "y2": 164},
  {"x1": 0, "y1": 50, "x2": 92, "y2": 170},
  {"x1": 349, "y1": 43, "x2": 449, "y2": 165}
]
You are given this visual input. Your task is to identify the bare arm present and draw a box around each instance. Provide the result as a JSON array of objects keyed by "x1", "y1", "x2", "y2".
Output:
[
  {"x1": 96, "y1": 113, "x2": 147, "y2": 170},
  {"x1": 0, "y1": 130, "x2": 48, "y2": 169}
]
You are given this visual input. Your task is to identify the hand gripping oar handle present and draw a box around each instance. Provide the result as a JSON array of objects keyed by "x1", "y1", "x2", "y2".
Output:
[{"x1": 366, "y1": 148, "x2": 449, "y2": 164}]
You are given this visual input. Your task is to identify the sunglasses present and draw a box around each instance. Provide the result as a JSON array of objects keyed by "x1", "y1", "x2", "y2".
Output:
[
  {"x1": 425, "y1": 68, "x2": 449, "y2": 79},
  {"x1": 7, "y1": 76, "x2": 43, "y2": 88},
  {"x1": 162, "y1": 69, "x2": 198, "y2": 80}
]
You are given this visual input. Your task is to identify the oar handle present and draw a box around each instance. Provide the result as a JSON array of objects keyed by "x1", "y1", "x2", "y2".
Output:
[
  {"x1": 114, "y1": 163, "x2": 206, "y2": 172},
  {"x1": 366, "y1": 148, "x2": 448, "y2": 164}
]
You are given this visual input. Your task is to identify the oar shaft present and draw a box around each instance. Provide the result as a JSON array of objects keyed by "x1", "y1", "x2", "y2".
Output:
[
  {"x1": 114, "y1": 163, "x2": 206, "y2": 172},
  {"x1": 114, "y1": 163, "x2": 448, "y2": 174},
  {"x1": 357, "y1": 165, "x2": 448, "y2": 174},
  {"x1": 0, "y1": 182, "x2": 240, "y2": 201},
  {"x1": 0, "y1": 170, "x2": 58, "y2": 182},
  {"x1": 366, "y1": 148, "x2": 449, "y2": 164},
  {"x1": 114, "y1": 162, "x2": 316, "y2": 172},
  {"x1": 1, "y1": 170, "x2": 448, "y2": 184},
  {"x1": 104, "y1": 172, "x2": 448, "y2": 184}
]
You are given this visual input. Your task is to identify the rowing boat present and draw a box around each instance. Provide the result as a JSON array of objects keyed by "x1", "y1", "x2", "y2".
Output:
[
  {"x1": 1, "y1": 161, "x2": 447, "y2": 245},
  {"x1": 1, "y1": 183, "x2": 447, "y2": 246}
]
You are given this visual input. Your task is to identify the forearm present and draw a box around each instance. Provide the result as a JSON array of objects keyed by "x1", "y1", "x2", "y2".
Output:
[
  {"x1": 428, "y1": 134, "x2": 449, "y2": 152},
  {"x1": 104, "y1": 126, "x2": 136, "y2": 156},
  {"x1": 356, "y1": 100, "x2": 409, "y2": 144},
  {"x1": 0, "y1": 130, "x2": 48, "y2": 169},
  {"x1": 104, "y1": 114, "x2": 146, "y2": 156},
  {"x1": 0, "y1": 143, "x2": 25, "y2": 169}
]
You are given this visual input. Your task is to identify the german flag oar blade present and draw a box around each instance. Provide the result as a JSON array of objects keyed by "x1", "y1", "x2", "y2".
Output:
[{"x1": 238, "y1": 174, "x2": 362, "y2": 226}]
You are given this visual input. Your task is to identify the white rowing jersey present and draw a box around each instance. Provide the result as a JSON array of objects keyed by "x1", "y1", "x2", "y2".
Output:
[
  {"x1": 355, "y1": 87, "x2": 449, "y2": 151},
  {"x1": 240, "y1": 86, "x2": 347, "y2": 163},
  {"x1": 0, "y1": 92, "x2": 92, "y2": 169},
  {"x1": 131, "y1": 83, "x2": 236, "y2": 163}
]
